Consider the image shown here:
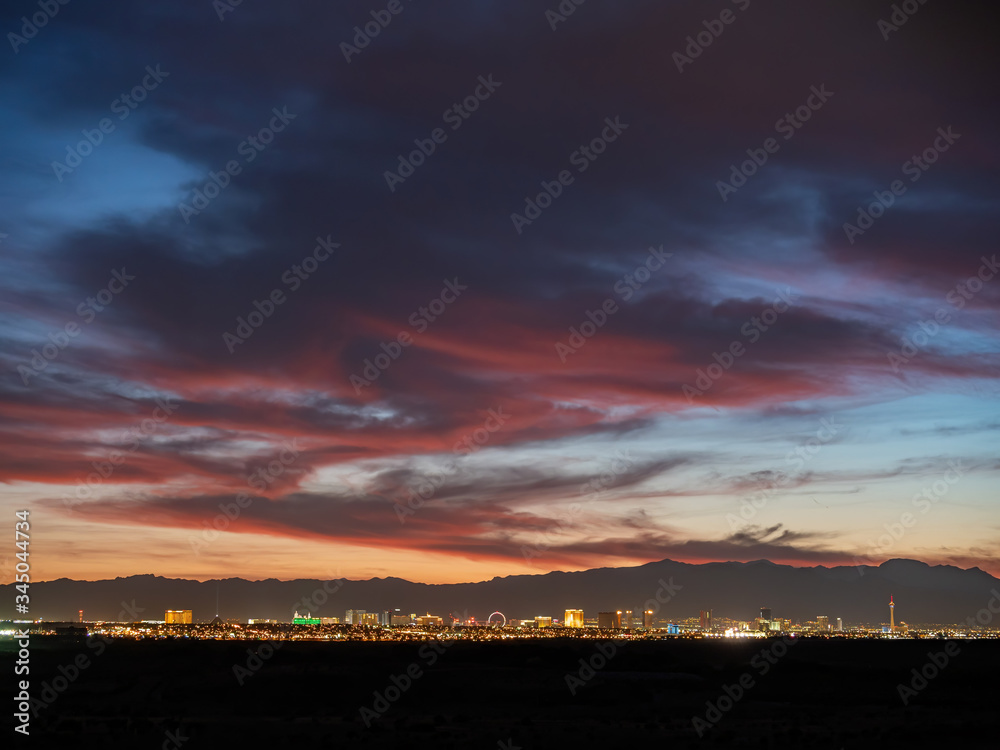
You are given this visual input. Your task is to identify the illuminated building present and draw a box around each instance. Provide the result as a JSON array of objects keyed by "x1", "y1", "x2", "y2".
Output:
[
  {"x1": 248, "y1": 619, "x2": 277, "y2": 624},
  {"x1": 836, "y1": 617, "x2": 843, "y2": 632},
  {"x1": 416, "y1": 614, "x2": 443, "y2": 627},
  {"x1": 320, "y1": 617, "x2": 339, "y2": 625},
  {"x1": 699, "y1": 609, "x2": 713, "y2": 630},
  {"x1": 666, "y1": 623, "x2": 680, "y2": 635},
  {"x1": 624, "y1": 610, "x2": 633, "y2": 630},
  {"x1": 391, "y1": 614, "x2": 411, "y2": 626},
  {"x1": 643, "y1": 610, "x2": 654, "y2": 629},
  {"x1": 564, "y1": 609, "x2": 584, "y2": 628},
  {"x1": 535, "y1": 616, "x2": 552, "y2": 628},
  {"x1": 343, "y1": 610, "x2": 380, "y2": 626},
  {"x1": 78, "y1": 610, "x2": 83, "y2": 623},
  {"x1": 889, "y1": 595, "x2": 895, "y2": 631},
  {"x1": 597, "y1": 611, "x2": 620, "y2": 629},
  {"x1": 293, "y1": 612, "x2": 321, "y2": 625},
  {"x1": 817, "y1": 615, "x2": 829, "y2": 632},
  {"x1": 760, "y1": 607, "x2": 772, "y2": 621},
  {"x1": 164, "y1": 610, "x2": 192, "y2": 624}
]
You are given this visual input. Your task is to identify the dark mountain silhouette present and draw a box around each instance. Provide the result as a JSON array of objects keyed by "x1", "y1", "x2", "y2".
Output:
[{"x1": 5, "y1": 558, "x2": 997, "y2": 625}]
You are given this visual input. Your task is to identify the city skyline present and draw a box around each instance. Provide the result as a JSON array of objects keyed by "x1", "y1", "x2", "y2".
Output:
[
  {"x1": 7, "y1": 555, "x2": 998, "y2": 628},
  {"x1": 26, "y1": 588, "x2": 1000, "y2": 636}
]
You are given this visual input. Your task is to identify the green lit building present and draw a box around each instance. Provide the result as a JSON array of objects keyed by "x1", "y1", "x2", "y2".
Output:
[{"x1": 293, "y1": 610, "x2": 321, "y2": 625}]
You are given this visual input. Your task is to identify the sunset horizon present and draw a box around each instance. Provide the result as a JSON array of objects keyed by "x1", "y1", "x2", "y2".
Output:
[{"x1": 21, "y1": 555, "x2": 1000, "y2": 588}]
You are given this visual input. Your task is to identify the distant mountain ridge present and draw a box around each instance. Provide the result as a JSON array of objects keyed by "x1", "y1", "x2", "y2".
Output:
[{"x1": 5, "y1": 558, "x2": 997, "y2": 625}]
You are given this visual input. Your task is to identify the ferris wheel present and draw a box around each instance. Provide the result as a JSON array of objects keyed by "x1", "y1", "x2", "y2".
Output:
[{"x1": 487, "y1": 611, "x2": 506, "y2": 627}]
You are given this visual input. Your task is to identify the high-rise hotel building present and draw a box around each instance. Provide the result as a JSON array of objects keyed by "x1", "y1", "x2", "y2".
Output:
[{"x1": 164, "y1": 609, "x2": 192, "y2": 624}]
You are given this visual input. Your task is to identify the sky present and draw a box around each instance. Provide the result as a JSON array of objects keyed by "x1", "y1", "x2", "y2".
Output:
[{"x1": 1, "y1": 0, "x2": 998, "y2": 584}]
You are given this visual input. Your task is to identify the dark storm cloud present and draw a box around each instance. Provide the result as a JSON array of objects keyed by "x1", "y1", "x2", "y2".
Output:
[
  {"x1": 2, "y1": 0, "x2": 998, "y2": 576},
  {"x1": 44, "y1": 485, "x2": 853, "y2": 567}
]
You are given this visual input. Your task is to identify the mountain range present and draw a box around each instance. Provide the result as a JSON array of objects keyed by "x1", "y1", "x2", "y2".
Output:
[{"x1": 5, "y1": 558, "x2": 998, "y2": 625}]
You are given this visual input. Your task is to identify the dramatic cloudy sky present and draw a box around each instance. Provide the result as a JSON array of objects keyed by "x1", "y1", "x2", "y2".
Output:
[{"x1": 1, "y1": 0, "x2": 998, "y2": 583}]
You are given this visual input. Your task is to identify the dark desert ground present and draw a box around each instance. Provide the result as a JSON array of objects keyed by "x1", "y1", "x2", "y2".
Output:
[{"x1": 5, "y1": 635, "x2": 997, "y2": 748}]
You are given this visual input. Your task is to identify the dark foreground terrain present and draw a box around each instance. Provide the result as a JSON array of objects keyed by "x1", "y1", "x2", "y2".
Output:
[{"x1": 4, "y1": 636, "x2": 997, "y2": 748}]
